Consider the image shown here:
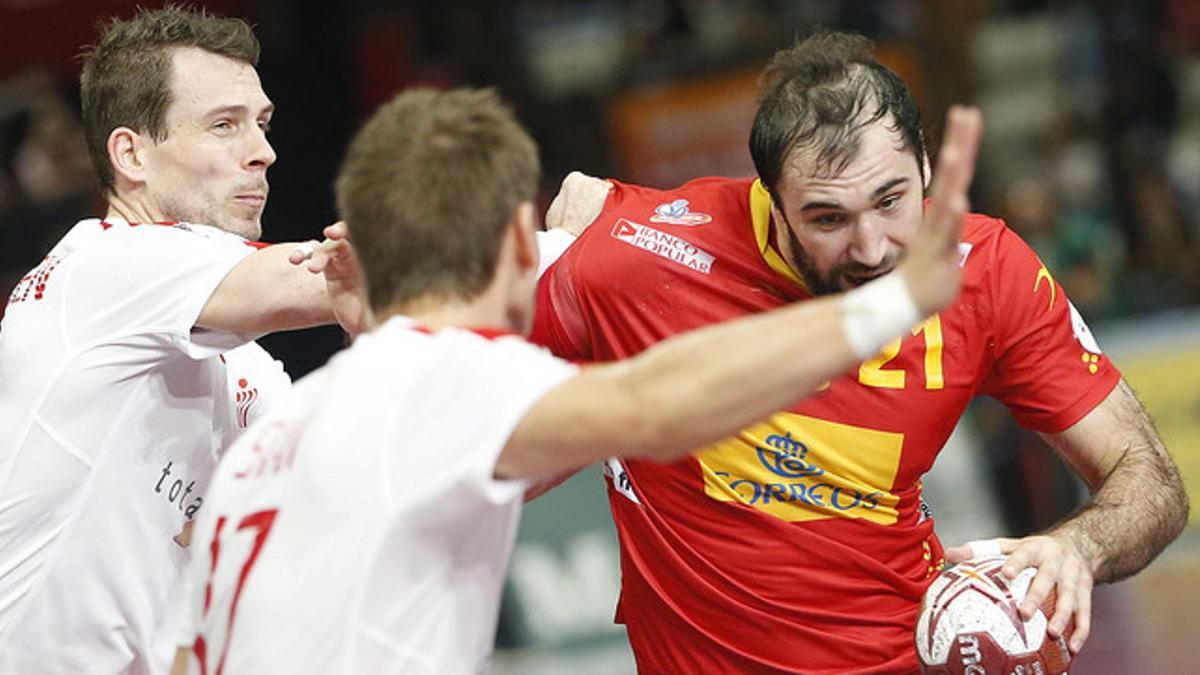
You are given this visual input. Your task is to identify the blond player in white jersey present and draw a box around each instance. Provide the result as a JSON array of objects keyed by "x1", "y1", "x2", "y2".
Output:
[
  {"x1": 173, "y1": 87, "x2": 982, "y2": 673},
  {"x1": 0, "y1": 7, "x2": 374, "y2": 673}
]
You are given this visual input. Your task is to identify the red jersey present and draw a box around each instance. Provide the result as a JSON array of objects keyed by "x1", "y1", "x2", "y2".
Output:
[{"x1": 531, "y1": 177, "x2": 1120, "y2": 674}]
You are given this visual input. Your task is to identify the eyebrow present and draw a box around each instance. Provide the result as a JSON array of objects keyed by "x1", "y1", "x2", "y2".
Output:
[
  {"x1": 203, "y1": 103, "x2": 276, "y2": 118},
  {"x1": 798, "y1": 177, "x2": 911, "y2": 213}
]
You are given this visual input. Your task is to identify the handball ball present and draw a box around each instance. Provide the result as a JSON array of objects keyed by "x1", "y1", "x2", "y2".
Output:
[{"x1": 915, "y1": 555, "x2": 1072, "y2": 674}]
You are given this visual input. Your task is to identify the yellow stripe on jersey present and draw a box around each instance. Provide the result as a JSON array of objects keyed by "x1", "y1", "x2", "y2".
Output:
[
  {"x1": 1034, "y1": 263, "x2": 1057, "y2": 311},
  {"x1": 749, "y1": 180, "x2": 808, "y2": 291},
  {"x1": 697, "y1": 411, "x2": 903, "y2": 524}
]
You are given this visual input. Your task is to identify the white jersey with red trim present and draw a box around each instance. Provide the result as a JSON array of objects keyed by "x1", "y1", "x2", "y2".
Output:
[
  {"x1": 0, "y1": 218, "x2": 290, "y2": 674},
  {"x1": 178, "y1": 316, "x2": 577, "y2": 675}
]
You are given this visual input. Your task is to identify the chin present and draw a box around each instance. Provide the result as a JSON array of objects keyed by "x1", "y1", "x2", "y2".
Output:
[{"x1": 221, "y1": 218, "x2": 263, "y2": 242}]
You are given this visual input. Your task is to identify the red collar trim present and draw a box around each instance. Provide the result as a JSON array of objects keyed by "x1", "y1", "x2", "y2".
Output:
[
  {"x1": 99, "y1": 219, "x2": 179, "y2": 230},
  {"x1": 410, "y1": 324, "x2": 520, "y2": 341}
]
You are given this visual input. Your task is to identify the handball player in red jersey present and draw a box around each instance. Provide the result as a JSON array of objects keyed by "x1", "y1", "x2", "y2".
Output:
[{"x1": 532, "y1": 31, "x2": 1188, "y2": 674}]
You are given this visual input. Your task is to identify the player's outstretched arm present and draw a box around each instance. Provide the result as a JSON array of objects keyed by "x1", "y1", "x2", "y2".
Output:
[
  {"x1": 946, "y1": 379, "x2": 1188, "y2": 655},
  {"x1": 196, "y1": 231, "x2": 355, "y2": 337},
  {"x1": 496, "y1": 107, "x2": 983, "y2": 481}
]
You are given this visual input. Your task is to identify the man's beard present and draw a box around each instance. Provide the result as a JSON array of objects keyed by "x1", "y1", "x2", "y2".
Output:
[
  {"x1": 180, "y1": 203, "x2": 263, "y2": 241},
  {"x1": 783, "y1": 225, "x2": 900, "y2": 295}
]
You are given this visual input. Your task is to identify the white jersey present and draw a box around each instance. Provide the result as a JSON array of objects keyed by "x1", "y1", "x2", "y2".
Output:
[
  {"x1": 180, "y1": 317, "x2": 576, "y2": 674},
  {"x1": 0, "y1": 219, "x2": 290, "y2": 674}
]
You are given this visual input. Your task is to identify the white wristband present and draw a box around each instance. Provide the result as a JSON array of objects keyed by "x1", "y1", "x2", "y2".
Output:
[
  {"x1": 966, "y1": 539, "x2": 1004, "y2": 560},
  {"x1": 840, "y1": 272, "x2": 920, "y2": 359},
  {"x1": 536, "y1": 228, "x2": 576, "y2": 279}
]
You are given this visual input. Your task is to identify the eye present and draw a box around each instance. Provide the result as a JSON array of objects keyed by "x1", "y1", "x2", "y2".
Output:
[
  {"x1": 257, "y1": 119, "x2": 272, "y2": 133},
  {"x1": 810, "y1": 212, "x2": 847, "y2": 230},
  {"x1": 878, "y1": 193, "x2": 903, "y2": 211},
  {"x1": 212, "y1": 119, "x2": 235, "y2": 134}
]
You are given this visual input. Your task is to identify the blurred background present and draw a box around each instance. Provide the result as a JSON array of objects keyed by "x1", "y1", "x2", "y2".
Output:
[{"x1": 1, "y1": 0, "x2": 1197, "y2": 672}]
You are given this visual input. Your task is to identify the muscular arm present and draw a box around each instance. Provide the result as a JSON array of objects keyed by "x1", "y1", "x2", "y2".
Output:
[
  {"x1": 498, "y1": 293, "x2": 853, "y2": 479},
  {"x1": 1042, "y1": 378, "x2": 1189, "y2": 582},
  {"x1": 948, "y1": 378, "x2": 1189, "y2": 652},
  {"x1": 196, "y1": 243, "x2": 334, "y2": 335}
]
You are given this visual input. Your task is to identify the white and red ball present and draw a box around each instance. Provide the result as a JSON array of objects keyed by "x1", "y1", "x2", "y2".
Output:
[{"x1": 915, "y1": 555, "x2": 1072, "y2": 674}]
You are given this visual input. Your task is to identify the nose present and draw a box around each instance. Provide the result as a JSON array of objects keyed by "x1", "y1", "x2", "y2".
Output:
[
  {"x1": 848, "y1": 215, "x2": 889, "y2": 267},
  {"x1": 245, "y1": 125, "x2": 277, "y2": 171}
]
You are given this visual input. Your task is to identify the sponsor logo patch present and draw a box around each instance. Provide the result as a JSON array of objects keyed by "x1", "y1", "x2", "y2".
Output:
[
  {"x1": 610, "y1": 219, "x2": 715, "y2": 274},
  {"x1": 697, "y1": 412, "x2": 903, "y2": 524},
  {"x1": 235, "y1": 377, "x2": 259, "y2": 429},
  {"x1": 649, "y1": 198, "x2": 712, "y2": 226},
  {"x1": 603, "y1": 458, "x2": 640, "y2": 503}
]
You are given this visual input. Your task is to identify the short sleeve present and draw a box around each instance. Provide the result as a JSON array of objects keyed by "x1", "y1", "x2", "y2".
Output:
[
  {"x1": 461, "y1": 336, "x2": 579, "y2": 502},
  {"x1": 64, "y1": 225, "x2": 254, "y2": 359},
  {"x1": 529, "y1": 181, "x2": 639, "y2": 361},
  {"x1": 980, "y1": 226, "x2": 1120, "y2": 432},
  {"x1": 379, "y1": 329, "x2": 579, "y2": 509},
  {"x1": 530, "y1": 257, "x2": 591, "y2": 361}
]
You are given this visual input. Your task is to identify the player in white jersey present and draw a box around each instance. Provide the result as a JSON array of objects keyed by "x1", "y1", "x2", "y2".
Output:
[
  {"x1": 0, "y1": 220, "x2": 298, "y2": 673},
  {"x1": 174, "y1": 88, "x2": 983, "y2": 673},
  {"x1": 0, "y1": 8, "x2": 366, "y2": 673}
]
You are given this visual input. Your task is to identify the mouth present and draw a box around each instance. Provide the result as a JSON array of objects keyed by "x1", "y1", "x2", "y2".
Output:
[
  {"x1": 841, "y1": 268, "x2": 892, "y2": 289},
  {"x1": 233, "y1": 193, "x2": 267, "y2": 213}
]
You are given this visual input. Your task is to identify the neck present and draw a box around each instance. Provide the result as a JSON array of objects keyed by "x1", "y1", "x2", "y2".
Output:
[
  {"x1": 376, "y1": 284, "x2": 514, "y2": 334},
  {"x1": 105, "y1": 191, "x2": 159, "y2": 224}
]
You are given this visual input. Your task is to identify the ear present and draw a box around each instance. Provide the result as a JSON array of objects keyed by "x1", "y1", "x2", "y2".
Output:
[
  {"x1": 511, "y1": 201, "x2": 538, "y2": 273},
  {"x1": 922, "y1": 150, "x2": 932, "y2": 191},
  {"x1": 107, "y1": 127, "x2": 147, "y2": 187}
]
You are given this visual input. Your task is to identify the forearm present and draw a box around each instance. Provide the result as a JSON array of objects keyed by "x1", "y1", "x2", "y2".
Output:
[
  {"x1": 616, "y1": 296, "x2": 854, "y2": 458},
  {"x1": 197, "y1": 243, "x2": 335, "y2": 334},
  {"x1": 502, "y1": 294, "x2": 862, "y2": 478},
  {"x1": 1046, "y1": 382, "x2": 1190, "y2": 583}
]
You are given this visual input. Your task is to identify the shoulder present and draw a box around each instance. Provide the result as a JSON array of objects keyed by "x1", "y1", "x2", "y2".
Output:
[
  {"x1": 614, "y1": 172, "x2": 753, "y2": 201},
  {"x1": 958, "y1": 212, "x2": 1042, "y2": 277},
  {"x1": 74, "y1": 220, "x2": 246, "y2": 257},
  {"x1": 959, "y1": 211, "x2": 1008, "y2": 249}
]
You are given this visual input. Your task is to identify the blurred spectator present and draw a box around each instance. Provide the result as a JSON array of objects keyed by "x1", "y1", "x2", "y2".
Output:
[{"x1": 1, "y1": 85, "x2": 97, "y2": 318}]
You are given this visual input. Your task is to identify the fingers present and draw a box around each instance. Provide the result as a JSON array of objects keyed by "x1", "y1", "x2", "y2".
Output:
[
  {"x1": 925, "y1": 106, "x2": 983, "y2": 252},
  {"x1": 288, "y1": 240, "x2": 318, "y2": 266},
  {"x1": 288, "y1": 238, "x2": 345, "y2": 274},
  {"x1": 306, "y1": 239, "x2": 349, "y2": 274},
  {"x1": 1070, "y1": 574, "x2": 1092, "y2": 653},
  {"x1": 1019, "y1": 557, "x2": 1061, "y2": 621},
  {"x1": 1001, "y1": 535, "x2": 1093, "y2": 653},
  {"x1": 947, "y1": 534, "x2": 1092, "y2": 654},
  {"x1": 288, "y1": 222, "x2": 357, "y2": 273},
  {"x1": 323, "y1": 221, "x2": 348, "y2": 240}
]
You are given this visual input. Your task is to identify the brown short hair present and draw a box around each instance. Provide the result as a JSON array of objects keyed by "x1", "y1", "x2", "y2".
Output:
[
  {"x1": 750, "y1": 31, "x2": 925, "y2": 195},
  {"x1": 336, "y1": 87, "x2": 541, "y2": 313},
  {"x1": 80, "y1": 4, "x2": 260, "y2": 194}
]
